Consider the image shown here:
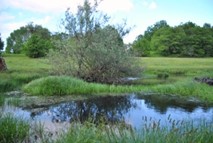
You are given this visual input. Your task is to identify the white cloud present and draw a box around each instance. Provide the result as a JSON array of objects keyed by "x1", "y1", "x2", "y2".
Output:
[
  {"x1": 1, "y1": 0, "x2": 133, "y2": 14},
  {"x1": 98, "y1": 0, "x2": 134, "y2": 14},
  {"x1": 0, "y1": 0, "x2": 135, "y2": 46},
  {"x1": 149, "y1": 1, "x2": 157, "y2": 10},
  {"x1": 0, "y1": 12, "x2": 15, "y2": 22},
  {"x1": 0, "y1": 21, "x2": 27, "y2": 48},
  {"x1": 1, "y1": 0, "x2": 84, "y2": 13},
  {"x1": 142, "y1": 0, "x2": 157, "y2": 10}
]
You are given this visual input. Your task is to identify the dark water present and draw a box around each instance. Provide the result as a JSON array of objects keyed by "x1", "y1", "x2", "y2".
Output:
[{"x1": 2, "y1": 94, "x2": 213, "y2": 129}]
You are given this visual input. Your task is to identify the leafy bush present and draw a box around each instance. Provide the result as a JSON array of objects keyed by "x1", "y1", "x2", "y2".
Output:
[
  {"x1": 49, "y1": 0, "x2": 141, "y2": 84},
  {"x1": 23, "y1": 34, "x2": 52, "y2": 58}
]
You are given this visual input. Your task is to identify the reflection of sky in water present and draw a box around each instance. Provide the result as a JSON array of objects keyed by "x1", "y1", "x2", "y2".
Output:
[
  {"x1": 124, "y1": 98, "x2": 213, "y2": 129},
  {"x1": 2, "y1": 94, "x2": 213, "y2": 129}
]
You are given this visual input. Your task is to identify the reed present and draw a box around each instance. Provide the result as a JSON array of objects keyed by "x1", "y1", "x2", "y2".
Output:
[
  {"x1": 0, "y1": 114, "x2": 30, "y2": 143},
  {"x1": 56, "y1": 118, "x2": 213, "y2": 143}
]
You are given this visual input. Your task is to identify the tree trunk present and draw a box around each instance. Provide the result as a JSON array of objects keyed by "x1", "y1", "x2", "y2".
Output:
[{"x1": 0, "y1": 57, "x2": 7, "y2": 71}]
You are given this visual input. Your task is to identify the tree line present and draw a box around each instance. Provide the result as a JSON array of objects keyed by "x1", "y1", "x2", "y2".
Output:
[
  {"x1": 4, "y1": 22, "x2": 53, "y2": 58},
  {"x1": 132, "y1": 20, "x2": 213, "y2": 57}
]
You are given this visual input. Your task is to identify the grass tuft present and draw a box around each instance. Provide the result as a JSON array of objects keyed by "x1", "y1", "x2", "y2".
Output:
[
  {"x1": 56, "y1": 119, "x2": 213, "y2": 143},
  {"x1": 0, "y1": 114, "x2": 30, "y2": 143}
]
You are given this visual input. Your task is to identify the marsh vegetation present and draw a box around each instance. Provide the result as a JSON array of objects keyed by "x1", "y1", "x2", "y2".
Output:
[{"x1": 0, "y1": 0, "x2": 213, "y2": 142}]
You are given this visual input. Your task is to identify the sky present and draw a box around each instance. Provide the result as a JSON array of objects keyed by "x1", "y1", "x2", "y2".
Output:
[{"x1": 0, "y1": 0, "x2": 213, "y2": 47}]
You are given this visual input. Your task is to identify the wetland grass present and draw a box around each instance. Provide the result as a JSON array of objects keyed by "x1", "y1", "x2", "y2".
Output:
[
  {"x1": 0, "y1": 96, "x2": 4, "y2": 106},
  {"x1": 23, "y1": 76, "x2": 146, "y2": 96},
  {"x1": 56, "y1": 118, "x2": 213, "y2": 143},
  {"x1": 0, "y1": 54, "x2": 49, "y2": 92},
  {"x1": 1, "y1": 54, "x2": 213, "y2": 101},
  {"x1": 0, "y1": 114, "x2": 30, "y2": 143}
]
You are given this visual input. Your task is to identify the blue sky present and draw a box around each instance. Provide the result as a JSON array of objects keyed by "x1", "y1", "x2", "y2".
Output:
[{"x1": 0, "y1": 0, "x2": 213, "y2": 46}]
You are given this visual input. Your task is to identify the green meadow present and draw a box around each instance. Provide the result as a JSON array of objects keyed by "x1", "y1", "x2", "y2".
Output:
[
  {"x1": 0, "y1": 54, "x2": 213, "y2": 143},
  {"x1": 0, "y1": 54, "x2": 212, "y2": 102}
]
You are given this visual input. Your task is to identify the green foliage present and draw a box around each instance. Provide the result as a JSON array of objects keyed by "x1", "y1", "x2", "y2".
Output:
[
  {"x1": 152, "y1": 80, "x2": 213, "y2": 101},
  {"x1": 6, "y1": 23, "x2": 51, "y2": 54},
  {"x1": 56, "y1": 120, "x2": 213, "y2": 143},
  {"x1": 0, "y1": 95, "x2": 4, "y2": 106},
  {"x1": 23, "y1": 34, "x2": 52, "y2": 58},
  {"x1": 133, "y1": 21, "x2": 213, "y2": 57},
  {"x1": 0, "y1": 33, "x2": 4, "y2": 55},
  {"x1": 0, "y1": 114, "x2": 30, "y2": 143},
  {"x1": 0, "y1": 54, "x2": 49, "y2": 92},
  {"x1": 23, "y1": 76, "x2": 141, "y2": 96},
  {"x1": 49, "y1": 0, "x2": 141, "y2": 83},
  {"x1": 132, "y1": 35, "x2": 150, "y2": 56},
  {"x1": 157, "y1": 72, "x2": 169, "y2": 79},
  {"x1": 2, "y1": 54, "x2": 213, "y2": 102},
  {"x1": 56, "y1": 122, "x2": 108, "y2": 143},
  {"x1": 132, "y1": 20, "x2": 169, "y2": 57}
]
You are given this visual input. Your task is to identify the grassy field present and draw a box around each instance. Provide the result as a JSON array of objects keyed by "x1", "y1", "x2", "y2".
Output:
[
  {"x1": 141, "y1": 57, "x2": 213, "y2": 76},
  {"x1": 0, "y1": 54, "x2": 49, "y2": 92},
  {"x1": 1, "y1": 54, "x2": 213, "y2": 101},
  {"x1": 1, "y1": 55, "x2": 213, "y2": 142}
]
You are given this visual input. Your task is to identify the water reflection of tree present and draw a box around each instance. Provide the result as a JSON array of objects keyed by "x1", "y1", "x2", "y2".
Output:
[
  {"x1": 47, "y1": 96, "x2": 134, "y2": 124},
  {"x1": 139, "y1": 95, "x2": 203, "y2": 114}
]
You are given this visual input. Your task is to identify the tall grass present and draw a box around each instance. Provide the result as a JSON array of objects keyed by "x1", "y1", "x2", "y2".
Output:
[
  {"x1": 56, "y1": 119, "x2": 213, "y2": 143},
  {"x1": 23, "y1": 75, "x2": 213, "y2": 102},
  {"x1": 0, "y1": 95, "x2": 4, "y2": 106},
  {"x1": 23, "y1": 76, "x2": 146, "y2": 96},
  {"x1": 0, "y1": 114, "x2": 30, "y2": 143},
  {"x1": 150, "y1": 79, "x2": 213, "y2": 101}
]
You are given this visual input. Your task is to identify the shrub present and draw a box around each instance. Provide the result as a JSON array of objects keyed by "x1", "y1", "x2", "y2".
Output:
[
  {"x1": 49, "y1": 0, "x2": 142, "y2": 84},
  {"x1": 23, "y1": 34, "x2": 52, "y2": 58}
]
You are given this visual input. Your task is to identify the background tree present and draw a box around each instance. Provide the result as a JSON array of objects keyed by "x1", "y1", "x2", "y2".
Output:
[
  {"x1": 0, "y1": 33, "x2": 7, "y2": 71},
  {"x1": 132, "y1": 20, "x2": 169, "y2": 56},
  {"x1": 132, "y1": 21, "x2": 213, "y2": 57},
  {"x1": 6, "y1": 23, "x2": 51, "y2": 54},
  {"x1": 132, "y1": 35, "x2": 150, "y2": 56},
  {"x1": 0, "y1": 33, "x2": 4, "y2": 54},
  {"x1": 23, "y1": 34, "x2": 53, "y2": 58},
  {"x1": 49, "y1": 0, "x2": 141, "y2": 83}
]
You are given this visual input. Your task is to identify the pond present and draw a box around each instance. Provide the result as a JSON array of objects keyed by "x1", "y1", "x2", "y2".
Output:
[{"x1": 1, "y1": 94, "x2": 213, "y2": 129}]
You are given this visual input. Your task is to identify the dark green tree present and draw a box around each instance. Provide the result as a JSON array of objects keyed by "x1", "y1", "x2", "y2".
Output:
[
  {"x1": 6, "y1": 23, "x2": 51, "y2": 54},
  {"x1": 144, "y1": 20, "x2": 169, "y2": 40},
  {"x1": 133, "y1": 20, "x2": 213, "y2": 57},
  {"x1": 132, "y1": 20, "x2": 169, "y2": 56},
  {"x1": 23, "y1": 34, "x2": 53, "y2": 58},
  {"x1": 0, "y1": 33, "x2": 7, "y2": 71},
  {"x1": 0, "y1": 33, "x2": 4, "y2": 54},
  {"x1": 132, "y1": 35, "x2": 150, "y2": 56},
  {"x1": 203, "y1": 23, "x2": 211, "y2": 28}
]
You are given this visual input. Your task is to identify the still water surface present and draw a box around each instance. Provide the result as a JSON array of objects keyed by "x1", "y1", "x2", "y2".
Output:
[{"x1": 3, "y1": 94, "x2": 213, "y2": 129}]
